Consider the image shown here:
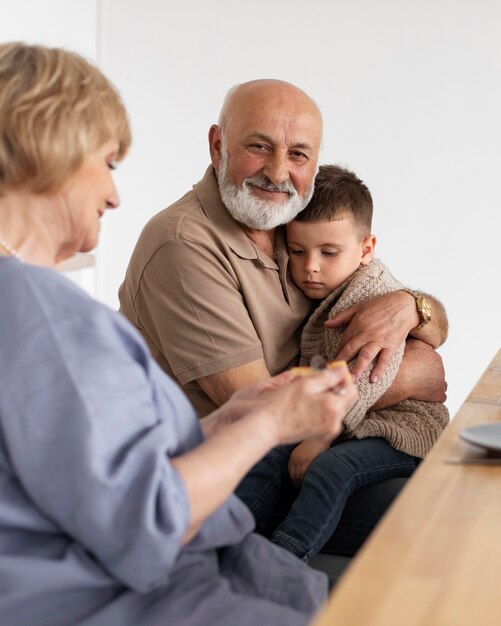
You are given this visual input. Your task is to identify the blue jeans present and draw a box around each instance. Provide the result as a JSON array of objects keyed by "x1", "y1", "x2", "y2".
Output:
[{"x1": 236, "y1": 437, "x2": 419, "y2": 561}]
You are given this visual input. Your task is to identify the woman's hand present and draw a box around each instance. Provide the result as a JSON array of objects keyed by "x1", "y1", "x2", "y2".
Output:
[
  {"x1": 206, "y1": 365, "x2": 356, "y2": 445},
  {"x1": 255, "y1": 367, "x2": 356, "y2": 445},
  {"x1": 183, "y1": 366, "x2": 357, "y2": 543},
  {"x1": 200, "y1": 370, "x2": 298, "y2": 437},
  {"x1": 202, "y1": 367, "x2": 355, "y2": 441}
]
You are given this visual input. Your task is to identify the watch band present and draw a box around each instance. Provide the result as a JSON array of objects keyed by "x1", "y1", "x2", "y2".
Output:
[{"x1": 401, "y1": 288, "x2": 432, "y2": 330}]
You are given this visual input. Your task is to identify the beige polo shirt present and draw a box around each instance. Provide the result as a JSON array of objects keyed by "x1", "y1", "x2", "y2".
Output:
[{"x1": 119, "y1": 166, "x2": 312, "y2": 417}]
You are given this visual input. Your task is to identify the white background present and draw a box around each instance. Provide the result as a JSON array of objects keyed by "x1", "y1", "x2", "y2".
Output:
[{"x1": 1, "y1": 0, "x2": 500, "y2": 417}]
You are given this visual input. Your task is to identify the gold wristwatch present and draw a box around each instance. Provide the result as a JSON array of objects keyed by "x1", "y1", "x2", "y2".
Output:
[{"x1": 402, "y1": 288, "x2": 432, "y2": 330}]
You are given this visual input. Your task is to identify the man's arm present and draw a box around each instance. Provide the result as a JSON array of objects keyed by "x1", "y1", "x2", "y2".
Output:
[
  {"x1": 123, "y1": 235, "x2": 278, "y2": 415},
  {"x1": 327, "y1": 290, "x2": 448, "y2": 382},
  {"x1": 410, "y1": 294, "x2": 448, "y2": 346},
  {"x1": 197, "y1": 358, "x2": 270, "y2": 407},
  {"x1": 371, "y1": 339, "x2": 448, "y2": 410}
]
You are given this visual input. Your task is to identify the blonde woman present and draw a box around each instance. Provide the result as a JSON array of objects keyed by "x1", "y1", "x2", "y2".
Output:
[{"x1": 0, "y1": 43, "x2": 356, "y2": 626}]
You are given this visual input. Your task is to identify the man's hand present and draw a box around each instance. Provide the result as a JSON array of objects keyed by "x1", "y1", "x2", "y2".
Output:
[
  {"x1": 288, "y1": 437, "x2": 333, "y2": 488},
  {"x1": 326, "y1": 291, "x2": 448, "y2": 382},
  {"x1": 326, "y1": 291, "x2": 417, "y2": 383}
]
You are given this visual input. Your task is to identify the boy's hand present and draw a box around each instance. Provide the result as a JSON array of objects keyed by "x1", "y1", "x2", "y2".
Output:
[{"x1": 288, "y1": 437, "x2": 333, "y2": 487}]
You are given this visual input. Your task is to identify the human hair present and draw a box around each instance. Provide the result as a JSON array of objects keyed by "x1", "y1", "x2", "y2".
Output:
[
  {"x1": 0, "y1": 42, "x2": 131, "y2": 196},
  {"x1": 295, "y1": 164, "x2": 373, "y2": 238}
]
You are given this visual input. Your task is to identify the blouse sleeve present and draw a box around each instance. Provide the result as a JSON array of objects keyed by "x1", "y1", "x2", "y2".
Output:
[{"x1": 1, "y1": 272, "x2": 196, "y2": 593}]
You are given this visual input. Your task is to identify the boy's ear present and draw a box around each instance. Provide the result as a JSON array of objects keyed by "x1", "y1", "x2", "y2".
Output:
[{"x1": 360, "y1": 234, "x2": 376, "y2": 265}]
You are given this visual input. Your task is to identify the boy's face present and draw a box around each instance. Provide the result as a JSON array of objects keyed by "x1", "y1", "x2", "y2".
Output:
[{"x1": 286, "y1": 217, "x2": 375, "y2": 299}]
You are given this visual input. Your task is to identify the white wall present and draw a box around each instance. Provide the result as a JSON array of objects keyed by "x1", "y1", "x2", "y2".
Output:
[
  {"x1": 98, "y1": 0, "x2": 501, "y2": 417},
  {"x1": 2, "y1": 0, "x2": 500, "y2": 417},
  {"x1": 0, "y1": 0, "x2": 97, "y2": 54},
  {"x1": 0, "y1": 0, "x2": 99, "y2": 293}
]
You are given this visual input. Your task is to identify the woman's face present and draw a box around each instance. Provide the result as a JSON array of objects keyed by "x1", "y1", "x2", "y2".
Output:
[{"x1": 59, "y1": 140, "x2": 120, "y2": 255}]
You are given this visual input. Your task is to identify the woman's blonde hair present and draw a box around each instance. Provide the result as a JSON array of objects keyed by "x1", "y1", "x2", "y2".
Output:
[{"x1": 0, "y1": 42, "x2": 131, "y2": 196}]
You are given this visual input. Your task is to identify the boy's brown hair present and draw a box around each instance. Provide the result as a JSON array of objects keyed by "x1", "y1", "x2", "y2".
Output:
[{"x1": 295, "y1": 164, "x2": 373, "y2": 239}]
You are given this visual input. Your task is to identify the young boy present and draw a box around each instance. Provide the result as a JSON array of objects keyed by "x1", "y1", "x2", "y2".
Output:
[{"x1": 236, "y1": 165, "x2": 449, "y2": 562}]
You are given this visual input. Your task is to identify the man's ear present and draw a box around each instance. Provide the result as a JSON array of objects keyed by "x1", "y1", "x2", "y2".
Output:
[
  {"x1": 209, "y1": 125, "x2": 223, "y2": 174},
  {"x1": 360, "y1": 234, "x2": 376, "y2": 265}
]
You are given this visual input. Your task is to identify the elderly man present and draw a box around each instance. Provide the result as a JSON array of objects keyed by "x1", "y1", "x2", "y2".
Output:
[{"x1": 119, "y1": 79, "x2": 447, "y2": 555}]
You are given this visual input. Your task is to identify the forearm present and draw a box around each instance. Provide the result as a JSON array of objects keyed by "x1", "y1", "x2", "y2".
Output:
[
  {"x1": 408, "y1": 293, "x2": 448, "y2": 348},
  {"x1": 370, "y1": 377, "x2": 408, "y2": 410},
  {"x1": 172, "y1": 410, "x2": 274, "y2": 543},
  {"x1": 371, "y1": 338, "x2": 447, "y2": 408},
  {"x1": 197, "y1": 359, "x2": 271, "y2": 407}
]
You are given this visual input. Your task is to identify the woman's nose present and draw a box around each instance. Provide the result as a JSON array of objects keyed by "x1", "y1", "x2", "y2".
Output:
[{"x1": 106, "y1": 181, "x2": 120, "y2": 209}]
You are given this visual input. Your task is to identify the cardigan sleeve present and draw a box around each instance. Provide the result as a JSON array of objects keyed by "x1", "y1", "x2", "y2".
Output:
[
  {"x1": 341, "y1": 343, "x2": 405, "y2": 433},
  {"x1": 301, "y1": 260, "x2": 406, "y2": 433}
]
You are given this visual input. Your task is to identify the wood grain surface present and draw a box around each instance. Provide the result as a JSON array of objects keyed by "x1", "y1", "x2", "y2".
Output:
[{"x1": 312, "y1": 348, "x2": 501, "y2": 626}]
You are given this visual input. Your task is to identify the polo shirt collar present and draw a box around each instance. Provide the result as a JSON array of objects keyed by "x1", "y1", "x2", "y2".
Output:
[{"x1": 193, "y1": 166, "x2": 278, "y2": 269}]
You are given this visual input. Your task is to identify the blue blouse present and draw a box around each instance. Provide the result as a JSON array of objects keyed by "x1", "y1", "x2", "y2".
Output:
[{"x1": 0, "y1": 258, "x2": 326, "y2": 626}]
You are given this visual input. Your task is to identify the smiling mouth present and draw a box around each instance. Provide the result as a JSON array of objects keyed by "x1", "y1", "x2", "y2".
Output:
[{"x1": 249, "y1": 184, "x2": 291, "y2": 197}]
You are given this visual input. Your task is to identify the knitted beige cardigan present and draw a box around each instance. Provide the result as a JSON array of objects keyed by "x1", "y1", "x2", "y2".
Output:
[{"x1": 300, "y1": 259, "x2": 449, "y2": 458}]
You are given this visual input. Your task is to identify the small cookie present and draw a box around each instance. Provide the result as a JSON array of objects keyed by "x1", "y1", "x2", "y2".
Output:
[
  {"x1": 290, "y1": 360, "x2": 352, "y2": 383},
  {"x1": 290, "y1": 366, "x2": 319, "y2": 377},
  {"x1": 326, "y1": 360, "x2": 353, "y2": 384}
]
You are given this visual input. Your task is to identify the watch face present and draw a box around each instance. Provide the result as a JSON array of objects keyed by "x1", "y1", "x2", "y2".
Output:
[{"x1": 417, "y1": 296, "x2": 432, "y2": 322}]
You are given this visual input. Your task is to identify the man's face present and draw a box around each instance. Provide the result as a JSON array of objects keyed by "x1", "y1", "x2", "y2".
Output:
[
  {"x1": 217, "y1": 149, "x2": 315, "y2": 230},
  {"x1": 211, "y1": 83, "x2": 323, "y2": 230}
]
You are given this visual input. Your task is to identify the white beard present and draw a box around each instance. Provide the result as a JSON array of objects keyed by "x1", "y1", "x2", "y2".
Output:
[{"x1": 218, "y1": 152, "x2": 314, "y2": 230}]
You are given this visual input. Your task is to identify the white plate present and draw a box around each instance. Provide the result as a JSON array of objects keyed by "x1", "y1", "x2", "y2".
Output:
[{"x1": 459, "y1": 423, "x2": 501, "y2": 454}]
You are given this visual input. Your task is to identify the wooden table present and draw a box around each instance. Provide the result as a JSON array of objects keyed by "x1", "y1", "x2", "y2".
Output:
[{"x1": 312, "y1": 348, "x2": 501, "y2": 626}]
